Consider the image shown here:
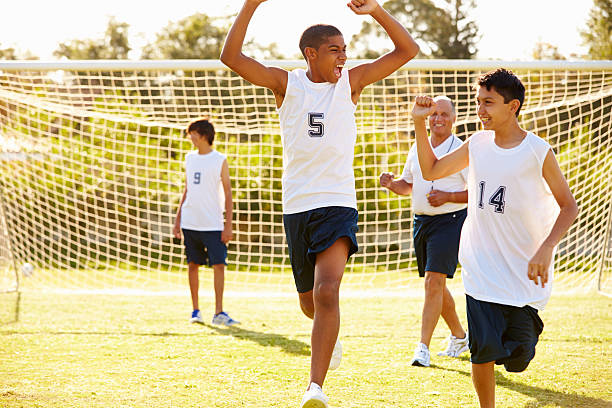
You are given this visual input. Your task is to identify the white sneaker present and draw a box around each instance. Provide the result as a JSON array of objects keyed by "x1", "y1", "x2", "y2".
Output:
[
  {"x1": 300, "y1": 383, "x2": 329, "y2": 408},
  {"x1": 212, "y1": 311, "x2": 240, "y2": 326},
  {"x1": 410, "y1": 342, "x2": 430, "y2": 367},
  {"x1": 189, "y1": 310, "x2": 204, "y2": 324},
  {"x1": 437, "y1": 332, "x2": 469, "y2": 357},
  {"x1": 328, "y1": 340, "x2": 342, "y2": 370}
]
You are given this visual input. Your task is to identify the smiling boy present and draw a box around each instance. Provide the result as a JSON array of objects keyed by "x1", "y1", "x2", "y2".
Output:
[
  {"x1": 412, "y1": 69, "x2": 578, "y2": 408},
  {"x1": 220, "y1": 1, "x2": 419, "y2": 406}
]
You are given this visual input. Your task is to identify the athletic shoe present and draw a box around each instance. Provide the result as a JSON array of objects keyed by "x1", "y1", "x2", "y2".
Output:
[
  {"x1": 328, "y1": 340, "x2": 342, "y2": 370},
  {"x1": 437, "y1": 332, "x2": 469, "y2": 357},
  {"x1": 212, "y1": 311, "x2": 240, "y2": 326},
  {"x1": 300, "y1": 382, "x2": 329, "y2": 408},
  {"x1": 190, "y1": 309, "x2": 204, "y2": 324},
  {"x1": 410, "y1": 342, "x2": 431, "y2": 367}
]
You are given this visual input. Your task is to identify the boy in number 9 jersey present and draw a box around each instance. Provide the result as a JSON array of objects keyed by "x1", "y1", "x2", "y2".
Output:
[{"x1": 173, "y1": 119, "x2": 239, "y2": 327}]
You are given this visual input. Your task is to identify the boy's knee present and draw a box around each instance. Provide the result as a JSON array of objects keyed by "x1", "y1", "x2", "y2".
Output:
[
  {"x1": 298, "y1": 291, "x2": 314, "y2": 318},
  {"x1": 504, "y1": 359, "x2": 531, "y2": 372},
  {"x1": 313, "y1": 280, "x2": 340, "y2": 308},
  {"x1": 503, "y1": 346, "x2": 535, "y2": 372},
  {"x1": 424, "y1": 272, "x2": 445, "y2": 294}
]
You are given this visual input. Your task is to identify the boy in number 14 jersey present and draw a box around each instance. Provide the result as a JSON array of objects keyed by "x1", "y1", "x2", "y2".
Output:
[{"x1": 413, "y1": 68, "x2": 578, "y2": 408}]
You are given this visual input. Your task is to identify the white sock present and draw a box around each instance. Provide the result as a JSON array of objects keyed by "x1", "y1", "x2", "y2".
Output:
[{"x1": 308, "y1": 382, "x2": 322, "y2": 392}]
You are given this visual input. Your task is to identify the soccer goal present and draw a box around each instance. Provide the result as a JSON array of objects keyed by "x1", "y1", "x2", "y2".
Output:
[{"x1": 0, "y1": 60, "x2": 611, "y2": 295}]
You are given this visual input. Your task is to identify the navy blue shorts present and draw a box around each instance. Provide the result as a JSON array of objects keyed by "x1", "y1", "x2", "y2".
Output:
[
  {"x1": 413, "y1": 208, "x2": 466, "y2": 278},
  {"x1": 466, "y1": 295, "x2": 544, "y2": 372},
  {"x1": 182, "y1": 229, "x2": 227, "y2": 266},
  {"x1": 283, "y1": 206, "x2": 359, "y2": 293}
]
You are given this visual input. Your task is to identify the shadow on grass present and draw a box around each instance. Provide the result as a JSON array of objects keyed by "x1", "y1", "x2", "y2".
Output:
[
  {"x1": 437, "y1": 365, "x2": 610, "y2": 408},
  {"x1": 202, "y1": 323, "x2": 310, "y2": 356},
  {"x1": 0, "y1": 321, "x2": 310, "y2": 356}
]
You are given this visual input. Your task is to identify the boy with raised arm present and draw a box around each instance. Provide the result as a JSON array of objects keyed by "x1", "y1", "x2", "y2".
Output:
[
  {"x1": 221, "y1": 1, "x2": 419, "y2": 406},
  {"x1": 413, "y1": 69, "x2": 578, "y2": 408}
]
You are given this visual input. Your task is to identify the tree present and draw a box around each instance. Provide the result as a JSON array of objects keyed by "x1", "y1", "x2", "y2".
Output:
[
  {"x1": 142, "y1": 13, "x2": 229, "y2": 59},
  {"x1": 532, "y1": 42, "x2": 565, "y2": 60},
  {"x1": 142, "y1": 13, "x2": 286, "y2": 60},
  {"x1": 244, "y1": 41, "x2": 286, "y2": 60},
  {"x1": 0, "y1": 44, "x2": 37, "y2": 60},
  {"x1": 580, "y1": 0, "x2": 612, "y2": 59},
  {"x1": 54, "y1": 17, "x2": 130, "y2": 59},
  {"x1": 351, "y1": 0, "x2": 479, "y2": 59},
  {"x1": 0, "y1": 45, "x2": 17, "y2": 60}
]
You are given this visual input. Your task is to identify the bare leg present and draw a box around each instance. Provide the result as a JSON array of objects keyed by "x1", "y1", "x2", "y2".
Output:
[
  {"x1": 440, "y1": 285, "x2": 466, "y2": 338},
  {"x1": 188, "y1": 262, "x2": 199, "y2": 311},
  {"x1": 472, "y1": 361, "x2": 496, "y2": 408},
  {"x1": 299, "y1": 290, "x2": 314, "y2": 319},
  {"x1": 420, "y1": 271, "x2": 446, "y2": 346},
  {"x1": 308, "y1": 237, "x2": 349, "y2": 388},
  {"x1": 212, "y1": 264, "x2": 225, "y2": 315}
]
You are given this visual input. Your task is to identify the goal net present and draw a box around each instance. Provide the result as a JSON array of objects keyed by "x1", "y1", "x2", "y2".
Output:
[{"x1": 0, "y1": 60, "x2": 611, "y2": 295}]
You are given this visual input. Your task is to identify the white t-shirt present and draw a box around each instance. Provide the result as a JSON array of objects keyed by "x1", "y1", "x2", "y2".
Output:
[
  {"x1": 277, "y1": 68, "x2": 357, "y2": 214},
  {"x1": 180, "y1": 150, "x2": 226, "y2": 231},
  {"x1": 401, "y1": 135, "x2": 468, "y2": 215},
  {"x1": 459, "y1": 131, "x2": 560, "y2": 310}
]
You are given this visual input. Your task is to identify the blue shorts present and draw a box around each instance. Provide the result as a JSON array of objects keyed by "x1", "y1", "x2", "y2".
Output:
[
  {"x1": 466, "y1": 295, "x2": 544, "y2": 372},
  {"x1": 182, "y1": 229, "x2": 227, "y2": 266},
  {"x1": 413, "y1": 208, "x2": 466, "y2": 278},
  {"x1": 283, "y1": 206, "x2": 359, "y2": 293}
]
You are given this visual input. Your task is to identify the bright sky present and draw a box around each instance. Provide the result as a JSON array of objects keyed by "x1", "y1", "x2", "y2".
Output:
[{"x1": 1, "y1": 0, "x2": 592, "y2": 60}]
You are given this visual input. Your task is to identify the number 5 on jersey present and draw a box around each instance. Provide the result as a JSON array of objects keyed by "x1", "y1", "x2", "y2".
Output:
[{"x1": 308, "y1": 112, "x2": 324, "y2": 137}]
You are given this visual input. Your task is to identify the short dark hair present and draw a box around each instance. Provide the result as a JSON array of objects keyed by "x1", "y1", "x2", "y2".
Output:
[
  {"x1": 477, "y1": 68, "x2": 525, "y2": 116},
  {"x1": 299, "y1": 24, "x2": 343, "y2": 59},
  {"x1": 186, "y1": 119, "x2": 215, "y2": 145}
]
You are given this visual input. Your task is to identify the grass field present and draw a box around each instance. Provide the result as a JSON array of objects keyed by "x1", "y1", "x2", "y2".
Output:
[{"x1": 0, "y1": 290, "x2": 610, "y2": 407}]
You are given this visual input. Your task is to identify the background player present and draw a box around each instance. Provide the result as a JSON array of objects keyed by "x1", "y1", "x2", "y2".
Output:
[
  {"x1": 173, "y1": 119, "x2": 239, "y2": 327},
  {"x1": 380, "y1": 95, "x2": 469, "y2": 367}
]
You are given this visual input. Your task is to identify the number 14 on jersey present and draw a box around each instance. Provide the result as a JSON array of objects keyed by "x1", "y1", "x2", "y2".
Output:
[{"x1": 478, "y1": 181, "x2": 506, "y2": 213}]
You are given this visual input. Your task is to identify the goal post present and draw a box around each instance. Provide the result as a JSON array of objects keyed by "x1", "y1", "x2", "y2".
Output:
[{"x1": 0, "y1": 59, "x2": 611, "y2": 294}]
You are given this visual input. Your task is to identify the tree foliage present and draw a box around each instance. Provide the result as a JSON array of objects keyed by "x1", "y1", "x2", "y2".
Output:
[
  {"x1": 0, "y1": 44, "x2": 37, "y2": 60},
  {"x1": 141, "y1": 13, "x2": 230, "y2": 59},
  {"x1": 532, "y1": 42, "x2": 565, "y2": 60},
  {"x1": 141, "y1": 13, "x2": 287, "y2": 60},
  {"x1": 580, "y1": 0, "x2": 612, "y2": 59},
  {"x1": 53, "y1": 17, "x2": 130, "y2": 59},
  {"x1": 351, "y1": 0, "x2": 479, "y2": 59},
  {"x1": 0, "y1": 45, "x2": 17, "y2": 60}
]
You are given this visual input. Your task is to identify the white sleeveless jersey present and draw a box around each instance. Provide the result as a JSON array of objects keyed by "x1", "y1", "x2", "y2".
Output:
[
  {"x1": 401, "y1": 135, "x2": 468, "y2": 215},
  {"x1": 180, "y1": 150, "x2": 226, "y2": 231},
  {"x1": 459, "y1": 131, "x2": 559, "y2": 310},
  {"x1": 277, "y1": 68, "x2": 357, "y2": 214}
]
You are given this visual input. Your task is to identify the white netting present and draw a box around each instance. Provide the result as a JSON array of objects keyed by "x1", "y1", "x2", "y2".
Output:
[{"x1": 0, "y1": 60, "x2": 611, "y2": 294}]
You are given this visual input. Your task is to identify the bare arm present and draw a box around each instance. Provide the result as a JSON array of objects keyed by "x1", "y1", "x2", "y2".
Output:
[
  {"x1": 220, "y1": 159, "x2": 234, "y2": 244},
  {"x1": 427, "y1": 189, "x2": 468, "y2": 207},
  {"x1": 173, "y1": 181, "x2": 188, "y2": 239},
  {"x1": 220, "y1": 0, "x2": 288, "y2": 107},
  {"x1": 348, "y1": 0, "x2": 419, "y2": 103},
  {"x1": 379, "y1": 172, "x2": 412, "y2": 195},
  {"x1": 527, "y1": 150, "x2": 578, "y2": 287},
  {"x1": 412, "y1": 96, "x2": 469, "y2": 180}
]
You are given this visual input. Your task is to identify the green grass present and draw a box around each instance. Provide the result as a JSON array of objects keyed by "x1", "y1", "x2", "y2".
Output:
[{"x1": 0, "y1": 291, "x2": 610, "y2": 407}]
